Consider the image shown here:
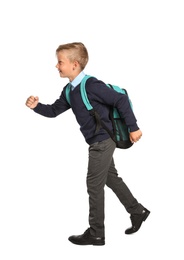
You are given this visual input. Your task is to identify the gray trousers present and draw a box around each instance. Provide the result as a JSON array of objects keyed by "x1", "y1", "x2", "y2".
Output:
[{"x1": 87, "y1": 138, "x2": 144, "y2": 237}]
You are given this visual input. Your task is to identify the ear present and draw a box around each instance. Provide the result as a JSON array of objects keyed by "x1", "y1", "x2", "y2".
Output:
[{"x1": 73, "y1": 60, "x2": 79, "y2": 69}]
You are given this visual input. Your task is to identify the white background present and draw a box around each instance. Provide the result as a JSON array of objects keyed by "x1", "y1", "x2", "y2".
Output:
[{"x1": 0, "y1": 0, "x2": 184, "y2": 259}]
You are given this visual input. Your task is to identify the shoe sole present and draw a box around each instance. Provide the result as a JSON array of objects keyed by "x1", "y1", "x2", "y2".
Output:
[{"x1": 68, "y1": 238, "x2": 105, "y2": 246}]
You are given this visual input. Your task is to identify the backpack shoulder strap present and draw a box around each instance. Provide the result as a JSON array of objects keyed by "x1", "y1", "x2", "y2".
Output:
[
  {"x1": 80, "y1": 75, "x2": 93, "y2": 110},
  {"x1": 65, "y1": 83, "x2": 71, "y2": 105},
  {"x1": 65, "y1": 75, "x2": 93, "y2": 108},
  {"x1": 80, "y1": 75, "x2": 103, "y2": 134}
]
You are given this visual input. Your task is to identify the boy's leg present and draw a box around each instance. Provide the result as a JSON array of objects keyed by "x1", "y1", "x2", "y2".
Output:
[
  {"x1": 106, "y1": 158, "x2": 150, "y2": 234},
  {"x1": 106, "y1": 158, "x2": 144, "y2": 214},
  {"x1": 87, "y1": 138, "x2": 116, "y2": 237}
]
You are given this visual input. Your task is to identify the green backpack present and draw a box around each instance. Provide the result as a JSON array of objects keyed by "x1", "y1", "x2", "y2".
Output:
[{"x1": 65, "y1": 75, "x2": 133, "y2": 149}]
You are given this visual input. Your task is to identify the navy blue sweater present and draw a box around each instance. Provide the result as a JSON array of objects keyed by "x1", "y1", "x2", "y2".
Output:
[{"x1": 33, "y1": 77, "x2": 139, "y2": 144}]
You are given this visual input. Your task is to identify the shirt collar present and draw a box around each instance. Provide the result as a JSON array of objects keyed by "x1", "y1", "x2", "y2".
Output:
[{"x1": 71, "y1": 71, "x2": 86, "y2": 89}]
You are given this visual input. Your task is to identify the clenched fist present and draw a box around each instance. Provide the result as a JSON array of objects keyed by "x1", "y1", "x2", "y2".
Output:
[
  {"x1": 129, "y1": 129, "x2": 142, "y2": 143},
  {"x1": 25, "y1": 96, "x2": 39, "y2": 109}
]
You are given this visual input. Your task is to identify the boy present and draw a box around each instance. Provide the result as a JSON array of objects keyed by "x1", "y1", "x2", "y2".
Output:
[{"x1": 26, "y1": 42, "x2": 150, "y2": 246}]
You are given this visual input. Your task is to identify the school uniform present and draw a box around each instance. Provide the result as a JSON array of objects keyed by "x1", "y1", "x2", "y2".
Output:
[{"x1": 33, "y1": 71, "x2": 146, "y2": 238}]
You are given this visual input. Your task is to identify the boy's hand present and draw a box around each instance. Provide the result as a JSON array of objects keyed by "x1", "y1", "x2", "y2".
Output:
[
  {"x1": 26, "y1": 96, "x2": 39, "y2": 109},
  {"x1": 129, "y1": 129, "x2": 142, "y2": 143}
]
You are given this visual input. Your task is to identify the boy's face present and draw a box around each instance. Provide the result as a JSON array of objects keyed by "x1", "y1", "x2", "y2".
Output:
[{"x1": 56, "y1": 50, "x2": 79, "y2": 81}]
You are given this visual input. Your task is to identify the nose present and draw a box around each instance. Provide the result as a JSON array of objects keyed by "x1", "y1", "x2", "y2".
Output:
[{"x1": 56, "y1": 63, "x2": 59, "y2": 69}]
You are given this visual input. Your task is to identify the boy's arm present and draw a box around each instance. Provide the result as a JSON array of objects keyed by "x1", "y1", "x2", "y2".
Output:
[
  {"x1": 26, "y1": 91, "x2": 71, "y2": 117},
  {"x1": 85, "y1": 78, "x2": 143, "y2": 143},
  {"x1": 87, "y1": 79, "x2": 139, "y2": 132}
]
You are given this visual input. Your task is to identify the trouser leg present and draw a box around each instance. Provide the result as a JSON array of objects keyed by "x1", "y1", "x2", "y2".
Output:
[
  {"x1": 106, "y1": 158, "x2": 144, "y2": 214},
  {"x1": 87, "y1": 138, "x2": 116, "y2": 237}
]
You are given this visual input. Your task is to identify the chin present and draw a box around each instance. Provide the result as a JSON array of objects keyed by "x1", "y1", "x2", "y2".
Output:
[{"x1": 60, "y1": 74, "x2": 67, "y2": 78}]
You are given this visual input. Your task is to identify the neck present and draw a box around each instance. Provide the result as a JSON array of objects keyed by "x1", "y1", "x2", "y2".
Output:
[{"x1": 69, "y1": 71, "x2": 81, "y2": 82}]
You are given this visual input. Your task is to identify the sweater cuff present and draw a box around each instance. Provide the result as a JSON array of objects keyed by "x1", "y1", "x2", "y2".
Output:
[
  {"x1": 33, "y1": 103, "x2": 41, "y2": 112},
  {"x1": 129, "y1": 123, "x2": 139, "y2": 132}
]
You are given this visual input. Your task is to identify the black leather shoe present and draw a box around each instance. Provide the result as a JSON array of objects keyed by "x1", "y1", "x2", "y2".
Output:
[
  {"x1": 68, "y1": 228, "x2": 105, "y2": 246},
  {"x1": 125, "y1": 208, "x2": 150, "y2": 234}
]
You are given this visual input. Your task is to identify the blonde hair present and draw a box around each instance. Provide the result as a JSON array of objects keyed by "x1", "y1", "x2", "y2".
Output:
[{"x1": 56, "y1": 42, "x2": 89, "y2": 70}]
